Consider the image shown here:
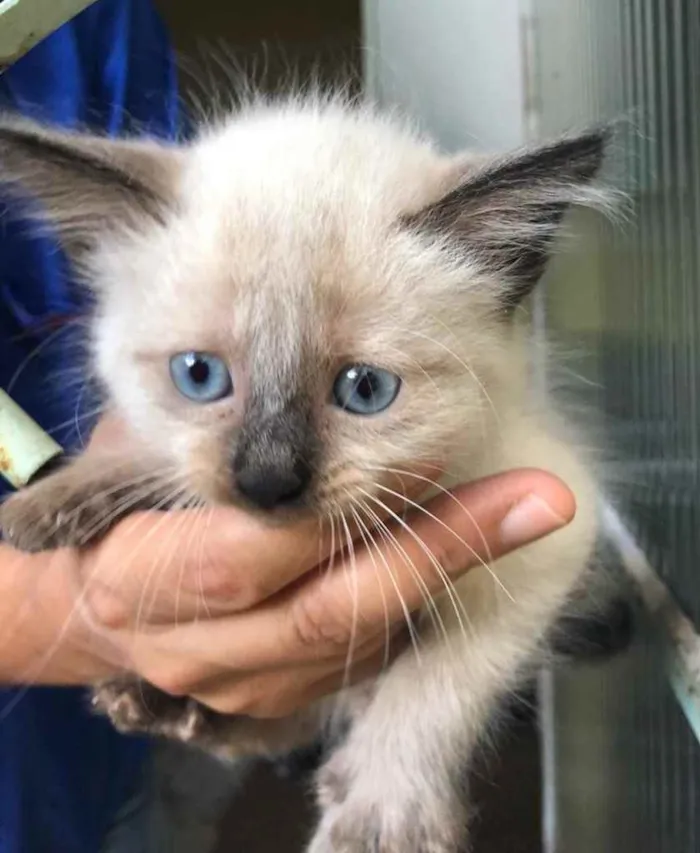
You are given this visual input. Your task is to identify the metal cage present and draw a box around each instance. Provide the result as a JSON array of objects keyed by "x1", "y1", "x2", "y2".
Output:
[{"x1": 527, "y1": 1, "x2": 700, "y2": 850}]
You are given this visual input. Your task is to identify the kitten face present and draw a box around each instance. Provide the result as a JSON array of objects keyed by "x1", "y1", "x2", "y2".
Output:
[
  {"x1": 90, "y1": 107, "x2": 504, "y2": 515},
  {"x1": 0, "y1": 100, "x2": 609, "y2": 518}
]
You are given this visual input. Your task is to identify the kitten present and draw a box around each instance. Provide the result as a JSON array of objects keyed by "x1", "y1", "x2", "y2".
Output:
[{"x1": 0, "y1": 95, "x2": 612, "y2": 852}]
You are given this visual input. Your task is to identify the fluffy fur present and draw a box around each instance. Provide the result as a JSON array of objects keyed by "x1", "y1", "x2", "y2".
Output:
[{"x1": 0, "y1": 95, "x2": 613, "y2": 851}]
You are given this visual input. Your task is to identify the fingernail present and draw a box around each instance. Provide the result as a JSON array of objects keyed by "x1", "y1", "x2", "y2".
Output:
[{"x1": 500, "y1": 493, "x2": 570, "y2": 549}]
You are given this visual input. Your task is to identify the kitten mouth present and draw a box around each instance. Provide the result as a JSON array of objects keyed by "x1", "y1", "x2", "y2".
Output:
[
  {"x1": 221, "y1": 488, "x2": 320, "y2": 527},
  {"x1": 223, "y1": 483, "x2": 372, "y2": 529},
  {"x1": 201, "y1": 464, "x2": 439, "y2": 528}
]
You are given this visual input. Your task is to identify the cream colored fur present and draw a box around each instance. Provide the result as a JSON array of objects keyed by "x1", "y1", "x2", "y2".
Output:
[{"x1": 0, "y1": 96, "x2": 610, "y2": 852}]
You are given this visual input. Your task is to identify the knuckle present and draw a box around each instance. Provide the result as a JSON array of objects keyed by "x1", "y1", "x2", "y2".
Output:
[
  {"x1": 202, "y1": 683, "x2": 263, "y2": 716},
  {"x1": 288, "y1": 593, "x2": 351, "y2": 654},
  {"x1": 424, "y1": 542, "x2": 464, "y2": 585},
  {"x1": 85, "y1": 585, "x2": 128, "y2": 630},
  {"x1": 253, "y1": 696, "x2": 300, "y2": 719},
  {"x1": 234, "y1": 682, "x2": 301, "y2": 719},
  {"x1": 147, "y1": 664, "x2": 194, "y2": 698},
  {"x1": 199, "y1": 564, "x2": 262, "y2": 610},
  {"x1": 194, "y1": 690, "x2": 241, "y2": 716}
]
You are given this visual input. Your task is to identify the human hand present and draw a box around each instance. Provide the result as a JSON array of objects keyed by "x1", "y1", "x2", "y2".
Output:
[{"x1": 0, "y1": 419, "x2": 575, "y2": 718}]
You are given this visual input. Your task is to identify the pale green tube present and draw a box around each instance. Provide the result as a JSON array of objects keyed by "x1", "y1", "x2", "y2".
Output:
[
  {"x1": 0, "y1": 0, "x2": 99, "y2": 72},
  {"x1": 0, "y1": 388, "x2": 63, "y2": 488}
]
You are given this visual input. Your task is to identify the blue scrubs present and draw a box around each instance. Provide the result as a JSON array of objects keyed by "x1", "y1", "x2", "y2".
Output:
[{"x1": 0, "y1": 3, "x2": 179, "y2": 850}]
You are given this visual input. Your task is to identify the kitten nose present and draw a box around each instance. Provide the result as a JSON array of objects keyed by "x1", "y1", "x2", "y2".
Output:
[{"x1": 235, "y1": 459, "x2": 312, "y2": 510}]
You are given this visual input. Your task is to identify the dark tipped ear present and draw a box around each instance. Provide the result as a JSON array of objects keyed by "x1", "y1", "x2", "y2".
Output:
[
  {"x1": 404, "y1": 129, "x2": 611, "y2": 309},
  {"x1": 0, "y1": 117, "x2": 183, "y2": 259}
]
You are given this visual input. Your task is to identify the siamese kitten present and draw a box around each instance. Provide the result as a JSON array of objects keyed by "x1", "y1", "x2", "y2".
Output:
[{"x1": 0, "y1": 96, "x2": 612, "y2": 852}]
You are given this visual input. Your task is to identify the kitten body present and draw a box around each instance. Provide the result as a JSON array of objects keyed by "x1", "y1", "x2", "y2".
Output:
[{"x1": 0, "y1": 96, "x2": 610, "y2": 851}]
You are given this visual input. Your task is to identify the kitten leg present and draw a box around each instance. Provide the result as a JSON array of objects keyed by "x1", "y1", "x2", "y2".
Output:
[
  {"x1": 0, "y1": 452, "x2": 163, "y2": 552},
  {"x1": 307, "y1": 648, "x2": 474, "y2": 853},
  {"x1": 306, "y1": 536, "x2": 591, "y2": 853}
]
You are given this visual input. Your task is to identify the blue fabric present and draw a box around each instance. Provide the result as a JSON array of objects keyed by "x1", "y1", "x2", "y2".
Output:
[{"x1": 0, "y1": 2, "x2": 180, "y2": 851}]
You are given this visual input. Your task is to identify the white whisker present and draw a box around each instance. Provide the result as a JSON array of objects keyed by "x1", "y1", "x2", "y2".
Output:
[
  {"x1": 359, "y1": 488, "x2": 472, "y2": 648},
  {"x1": 364, "y1": 465, "x2": 493, "y2": 563},
  {"x1": 356, "y1": 489, "x2": 450, "y2": 646},
  {"x1": 347, "y1": 500, "x2": 393, "y2": 670},
  {"x1": 352, "y1": 496, "x2": 423, "y2": 664},
  {"x1": 337, "y1": 513, "x2": 360, "y2": 691},
  {"x1": 374, "y1": 481, "x2": 512, "y2": 603}
]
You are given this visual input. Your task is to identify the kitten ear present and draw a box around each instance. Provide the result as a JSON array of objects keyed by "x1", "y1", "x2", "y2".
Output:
[
  {"x1": 405, "y1": 129, "x2": 611, "y2": 309},
  {"x1": 0, "y1": 117, "x2": 182, "y2": 260}
]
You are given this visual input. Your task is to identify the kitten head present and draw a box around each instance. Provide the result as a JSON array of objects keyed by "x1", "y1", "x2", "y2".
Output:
[{"x1": 0, "y1": 99, "x2": 610, "y2": 518}]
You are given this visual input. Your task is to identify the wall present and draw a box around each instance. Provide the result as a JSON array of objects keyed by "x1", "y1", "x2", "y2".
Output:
[
  {"x1": 363, "y1": 0, "x2": 527, "y2": 152},
  {"x1": 155, "y1": 0, "x2": 361, "y2": 96}
]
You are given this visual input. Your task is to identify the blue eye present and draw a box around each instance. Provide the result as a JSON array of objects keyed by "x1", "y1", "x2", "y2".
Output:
[
  {"x1": 169, "y1": 352, "x2": 233, "y2": 403},
  {"x1": 332, "y1": 364, "x2": 401, "y2": 415}
]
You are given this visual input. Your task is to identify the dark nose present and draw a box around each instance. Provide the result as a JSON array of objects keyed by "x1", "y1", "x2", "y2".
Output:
[{"x1": 235, "y1": 459, "x2": 312, "y2": 510}]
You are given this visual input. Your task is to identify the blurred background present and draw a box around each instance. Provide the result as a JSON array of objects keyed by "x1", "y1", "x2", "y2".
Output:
[{"x1": 151, "y1": 1, "x2": 700, "y2": 851}]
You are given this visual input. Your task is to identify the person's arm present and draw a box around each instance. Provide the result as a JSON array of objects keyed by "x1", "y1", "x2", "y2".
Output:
[{"x1": 0, "y1": 468, "x2": 574, "y2": 716}]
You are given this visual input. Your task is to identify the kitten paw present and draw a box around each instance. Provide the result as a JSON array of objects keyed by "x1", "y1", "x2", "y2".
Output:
[
  {"x1": 1, "y1": 488, "x2": 73, "y2": 552},
  {"x1": 0, "y1": 480, "x2": 123, "y2": 552},
  {"x1": 307, "y1": 807, "x2": 460, "y2": 853},
  {"x1": 92, "y1": 679, "x2": 207, "y2": 742},
  {"x1": 0, "y1": 454, "x2": 162, "y2": 552},
  {"x1": 308, "y1": 750, "x2": 463, "y2": 853}
]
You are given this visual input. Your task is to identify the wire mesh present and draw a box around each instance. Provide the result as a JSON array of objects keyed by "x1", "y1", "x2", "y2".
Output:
[{"x1": 529, "y1": 1, "x2": 700, "y2": 849}]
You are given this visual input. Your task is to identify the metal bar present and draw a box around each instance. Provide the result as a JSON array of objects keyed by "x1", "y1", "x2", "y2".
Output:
[
  {"x1": 0, "y1": 0, "x2": 99, "y2": 72},
  {"x1": 602, "y1": 502, "x2": 700, "y2": 744}
]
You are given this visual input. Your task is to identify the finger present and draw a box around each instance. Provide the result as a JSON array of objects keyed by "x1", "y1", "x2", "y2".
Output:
[
  {"x1": 81, "y1": 464, "x2": 439, "y2": 628},
  {"x1": 122, "y1": 612, "x2": 409, "y2": 704},
  {"x1": 189, "y1": 620, "x2": 410, "y2": 694},
  {"x1": 193, "y1": 632, "x2": 410, "y2": 718},
  {"x1": 309, "y1": 467, "x2": 577, "y2": 628},
  {"x1": 128, "y1": 469, "x2": 574, "y2": 670},
  {"x1": 79, "y1": 505, "x2": 310, "y2": 627}
]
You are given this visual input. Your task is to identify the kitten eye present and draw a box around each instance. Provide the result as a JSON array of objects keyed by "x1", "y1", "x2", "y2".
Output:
[
  {"x1": 169, "y1": 352, "x2": 233, "y2": 403},
  {"x1": 332, "y1": 364, "x2": 401, "y2": 415}
]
